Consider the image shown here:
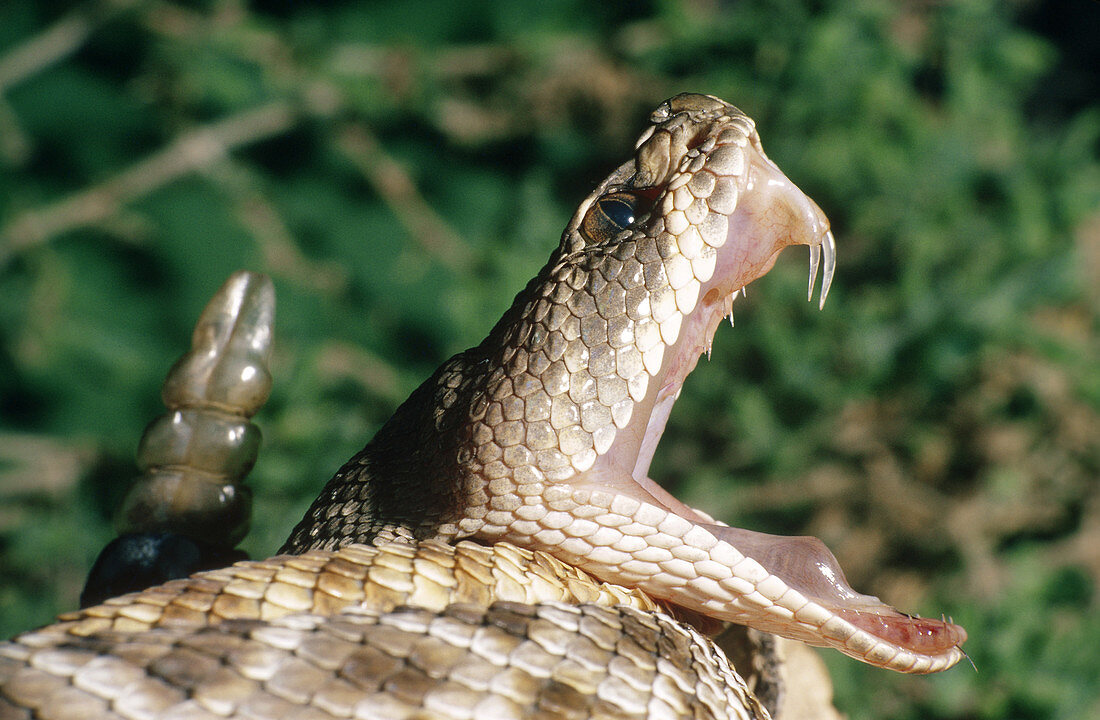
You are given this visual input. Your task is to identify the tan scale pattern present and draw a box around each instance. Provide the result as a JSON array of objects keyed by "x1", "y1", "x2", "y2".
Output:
[
  {"x1": 1, "y1": 601, "x2": 766, "y2": 720},
  {"x1": 27, "y1": 538, "x2": 661, "y2": 638},
  {"x1": 1, "y1": 537, "x2": 768, "y2": 720}
]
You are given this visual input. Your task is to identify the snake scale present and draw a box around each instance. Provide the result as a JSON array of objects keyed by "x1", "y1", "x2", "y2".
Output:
[{"x1": 0, "y1": 94, "x2": 967, "y2": 720}]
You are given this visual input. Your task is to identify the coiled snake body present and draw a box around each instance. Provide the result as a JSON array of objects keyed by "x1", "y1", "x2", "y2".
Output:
[{"x1": 0, "y1": 94, "x2": 966, "y2": 720}]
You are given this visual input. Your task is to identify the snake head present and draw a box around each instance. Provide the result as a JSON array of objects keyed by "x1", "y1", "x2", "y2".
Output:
[{"x1": 456, "y1": 94, "x2": 965, "y2": 673}]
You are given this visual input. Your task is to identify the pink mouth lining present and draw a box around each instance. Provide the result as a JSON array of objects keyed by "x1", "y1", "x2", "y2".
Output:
[{"x1": 704, "y1": 523, "x2": 967, "y2": 658}]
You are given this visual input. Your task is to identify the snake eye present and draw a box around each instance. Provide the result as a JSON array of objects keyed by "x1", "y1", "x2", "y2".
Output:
[{"x1": 581, "y1": 191, "x2": 642, "y2": 244}]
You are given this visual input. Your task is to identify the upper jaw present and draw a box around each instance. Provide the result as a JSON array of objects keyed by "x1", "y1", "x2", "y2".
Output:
[
  {"x1": 620, "y1": 140, "x2": 838, "y2": 487},
  {"x1": 724, "y1": 145, "x2": 836, "y2": 307}
]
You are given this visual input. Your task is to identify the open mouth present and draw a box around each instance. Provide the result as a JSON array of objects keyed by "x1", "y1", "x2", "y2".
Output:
[{"x1": 476, "y1": 107, "x2": 966, "y2": 673}]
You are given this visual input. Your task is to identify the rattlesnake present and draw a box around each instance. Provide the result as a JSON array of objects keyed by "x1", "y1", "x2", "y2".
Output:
[{"x1": 1, "y1": 93, "x2": 966, "y2": 720}]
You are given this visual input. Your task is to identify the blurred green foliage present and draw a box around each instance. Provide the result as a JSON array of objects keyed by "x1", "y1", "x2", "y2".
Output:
[{"x1": 1, "y1": 1, "x2": 1098, "y2": 718}]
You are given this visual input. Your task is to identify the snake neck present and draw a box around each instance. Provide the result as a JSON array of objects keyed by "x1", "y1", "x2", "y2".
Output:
[
  {"x1": 280, "y1": 269, "x2": 560, "y2": 552},
  {"x1": 278, "y1": 353, "x2": 478, "y2": 552}
]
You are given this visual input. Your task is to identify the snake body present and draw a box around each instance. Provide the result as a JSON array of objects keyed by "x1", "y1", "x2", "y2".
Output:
[{"x1": 0, "y1": 94, "x2": 966, "y2": 720}]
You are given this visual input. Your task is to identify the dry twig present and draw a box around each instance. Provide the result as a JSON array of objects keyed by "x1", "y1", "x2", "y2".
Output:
[
  {"x1": 336, "y1": 124, "x2": 473, "y2": 273},
  {"x1": 0, "y1": 101, "x2": 301, "y2": 265}
]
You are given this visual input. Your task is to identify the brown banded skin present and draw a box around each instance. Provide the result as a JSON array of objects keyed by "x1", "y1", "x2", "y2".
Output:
[{"x1": 2, "y1": 93, "x2": 964, "y2": 720}]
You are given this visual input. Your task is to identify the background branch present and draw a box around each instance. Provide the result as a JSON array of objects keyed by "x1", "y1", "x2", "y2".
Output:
[{"x1": 0, "y1": 101, "x2": 301, "y2": 265}]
